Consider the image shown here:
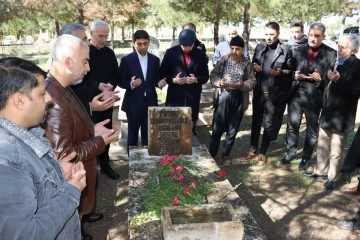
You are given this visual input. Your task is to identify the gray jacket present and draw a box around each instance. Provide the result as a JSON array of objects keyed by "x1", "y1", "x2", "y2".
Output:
[
  {"x1": 210, "y1": 54, "x2": 256, "y2": 112},
  {"x1": 0, "y1": 117, "x2": 81, "y2": 240}
]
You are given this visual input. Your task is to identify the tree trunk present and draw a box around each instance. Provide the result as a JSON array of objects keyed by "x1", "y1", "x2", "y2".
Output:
[
  {"x1": 110, "y1": 24, "x2": 115, "y2": 49},
  {"x1": 172, "y1": 26, "x2": 176, "y2": 40},
  {"x1": 121, "y1": 26, "x2": 125, "y2": 41},
  {"x1": 55, "y1": 19, "x2": 60, "y2": 36},
  {"x1": 243, "y1": 2, "x2": 251, "y2": 59},
  {"x1": 214, "y1": 20, "x2": 219, "y2": 47},
  {"x1": 76, "y1": 8, "x2": 84, "y2": 24}
]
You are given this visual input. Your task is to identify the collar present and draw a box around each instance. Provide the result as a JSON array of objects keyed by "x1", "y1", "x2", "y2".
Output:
[
  {"x1": 136, "y1": 51, "x2": 148, "y2": 59},
  {"x1": 0, "y1": 117, "x2": 52, "y2": 158}
]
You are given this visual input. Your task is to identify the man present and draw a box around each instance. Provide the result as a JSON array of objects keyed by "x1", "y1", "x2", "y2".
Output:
[
  {"x1": 85, "y1": 19, "x2": 120, "y2": 180},
  {"x1": 341, "y1": 125, "x2": 360, "y2": 195},
  {"x1": 303, "y1": 35, "x2": 360, "y2": 190},
  {"x1": 170, "y1": 22, "x2": 207, "y2": 53},
  {"x1": 0, "y1": 61, "x2": 86, "y2": 239},
  {"x1": 338, "y1": 128, "x2": 360, "y2": 230},
  {"x1": 160, "y1": 28, "x2": 209, "y2": 135},
  {"x1": 282, "y1": 22, "x2": 336, "y2": 170},
  {"x1": 212, "y1": 27, "x2": 238, "y2": 66},
  {"x1": 119, "y1": 30, "x2": 167, "y2": 153},
  {"x1": 58, "y1": 22, "x2": 114, "y2": 227},
  {"x1": 244, "y1": 22, "x2": 293, "y2": 166},
  {"x1": 209, "y1": 35, "x2": 256, "y2": 166},
  {"x1": 287, "y1": 20, "x2": 308, "y2": 51},
  {"x1": 45, "y1": 34, "x2": 118, "y2": 240},
  {"x1": 60, "y1": 22, "x2": 116, "y2": 116}
]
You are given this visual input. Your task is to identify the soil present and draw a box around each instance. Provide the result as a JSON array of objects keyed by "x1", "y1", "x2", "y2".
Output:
[{"x1": 85, "y1": 88, "x2": 360, "y2": 240}]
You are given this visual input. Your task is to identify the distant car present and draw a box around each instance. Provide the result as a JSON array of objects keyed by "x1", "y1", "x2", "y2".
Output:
[{"x1": 343, "y1": 26, "x2": 359, "y2": 35}]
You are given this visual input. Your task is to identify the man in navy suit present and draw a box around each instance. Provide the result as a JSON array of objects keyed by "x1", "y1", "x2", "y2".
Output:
[
  {"x1": 160, "y1": 29, "x2": 209, "y2": 135},
  {"x1": 119, "y1": 30, "x2": 167, "y2": 153}
]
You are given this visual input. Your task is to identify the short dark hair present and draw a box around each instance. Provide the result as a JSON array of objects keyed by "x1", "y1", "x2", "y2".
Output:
[
  {"x1": 0, "y1": 67, "x2": 38, "y2": 110},
  {"x1": 0, "y1": 57, "x2": 46, "y2": 79},
  {"x1": 290, "y1": 20, "x2": 304, "y2": 32},
  {"x1": 133, "y1": 30, "x2": 150, "y2": 42},
  {"x1": 265, "y1": 22, "x2": 280, "y2": 32}
]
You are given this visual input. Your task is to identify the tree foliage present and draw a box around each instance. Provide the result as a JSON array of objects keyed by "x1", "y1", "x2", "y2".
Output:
[{"x1": 169, "y1": 0, "x2": 244, "y2": 45}]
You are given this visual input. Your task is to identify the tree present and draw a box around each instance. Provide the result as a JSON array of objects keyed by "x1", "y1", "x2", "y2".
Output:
[
  {"x1": 150, "y1": 0, "x2": 199, "y2": 40},
  {"x1": 169, "y1": 0, "x2": 244, "y2": 46}
]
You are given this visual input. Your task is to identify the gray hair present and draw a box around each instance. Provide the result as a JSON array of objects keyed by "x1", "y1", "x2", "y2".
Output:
[
  {"x1": 342, "y1": 34, "x2": 359, "y2": 54},
  {"x1": 51, "y1": 34, "x2": 89, "y2": 63},
  {"x1": 309, "y1": 22, "x2": 326, "y2": 35},
  {"x1": 90, "y1": 19, "x2": 109, "y2": 31},
  {"x1": 59, "y1": 23, "x2": 86, "y2": 36}
]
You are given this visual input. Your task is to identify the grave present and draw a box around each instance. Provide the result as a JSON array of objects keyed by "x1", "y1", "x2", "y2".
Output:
[{"x1": 128, "y1": 145, "x2": 267, "y2": 240}]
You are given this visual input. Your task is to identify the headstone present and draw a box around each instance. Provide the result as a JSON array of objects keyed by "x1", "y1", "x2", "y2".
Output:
[{"x1": 148, "y1": 107, "x2": 192, "y2": 156}]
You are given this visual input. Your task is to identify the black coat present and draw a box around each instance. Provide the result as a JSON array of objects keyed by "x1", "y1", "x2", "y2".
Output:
[
  {"x1": 252, "y1": 41, "x2": 293, "y2": 103},
  {"x1": 160, "y1": 45, "x2": 209, "y2": 121},
  {"x1": 320, "y1": 54, "x2": 360, "y2": 134},
  {"x1": 291, "y1": 43, "x2": 336, "y2": 106}
]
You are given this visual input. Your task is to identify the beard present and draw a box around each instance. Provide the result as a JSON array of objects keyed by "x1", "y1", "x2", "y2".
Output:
[{"x1": 72, "y1": 78, "x2": 83, "y2": 85}]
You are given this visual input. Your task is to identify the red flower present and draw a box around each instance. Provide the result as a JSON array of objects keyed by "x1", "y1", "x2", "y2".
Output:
[
  {"x1": 172, "y1": 196, "x2": 180, "y2": 206},
  {"x1": 171, "y1": 168, "x2": 176, "y2": 176},
  {"x1": 175, "y1": 165, "x2": 184, "y2": 172},
  {"x1": 183, "y1": 188, "x2": 191, "y2": 195},
  {"x1": 191, "y1": 182, "x2": 197, "y2": 189},
  {"x1": 218, "y1": 170, "x2": 226, "y2": 178},
  {"x1": 160, "y1": 158, "x2": 169, "y2": 166},
  {"x1": 178, "y1": 175, "x2": 184, "y2": 181}
]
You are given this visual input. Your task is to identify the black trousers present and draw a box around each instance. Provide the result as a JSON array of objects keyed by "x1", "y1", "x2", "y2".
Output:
[
  {"x1": 341, "y1": 125, "x2": 360, "y2": 182},
  {"x1": 285, "y1": 89, "x2": 322, "y2": 160},
  {"x1": 209, "y1": 90, "x2": 243, "y2": 156},
  {"x1": 249, "y1": 92, "x2": 286, "y2": 155},
  {"x1": 126, "y1": 100, "x2": 149, "y2": 154},
  {"x1": 92, "y1": 109, "x2": 113, "y2": 170}
]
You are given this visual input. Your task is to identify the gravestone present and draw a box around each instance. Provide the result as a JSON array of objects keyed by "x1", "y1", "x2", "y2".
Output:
[{"x1": 148, "y1": 107, "x2": 192, "y2": 156}]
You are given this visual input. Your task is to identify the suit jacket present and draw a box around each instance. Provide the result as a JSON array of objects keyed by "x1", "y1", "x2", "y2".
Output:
[
  {"x1": 119, "y1": 51, "x2": 160, "y2": 116},
  {"x1": 292, "y1": 43, "x2": 336, "y2": 101},
  {"x1": 252, "y1": 41, "x2": 293, "y2": 103},
  {"x1": 160, "y1": 45, "x2": 209, "y2": 120},
  {"x1": 320, "y1": 54, "x2": 360, "y2": 133},
  {"x1": 45, "y1": 75, "x2": 106, "y2": 215}
]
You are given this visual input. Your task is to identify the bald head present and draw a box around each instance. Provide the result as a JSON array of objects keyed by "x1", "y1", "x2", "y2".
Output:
[{"x1": 50, "y1": 34, "x2": 90, "y2": 87}]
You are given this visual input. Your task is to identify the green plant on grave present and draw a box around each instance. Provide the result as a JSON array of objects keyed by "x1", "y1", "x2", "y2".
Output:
[{"x1": 133, "y1": 156, "x2": 214, "y2": 225}]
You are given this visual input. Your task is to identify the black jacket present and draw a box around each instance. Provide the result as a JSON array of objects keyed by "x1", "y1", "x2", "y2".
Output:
[
  {"x1": 320, "y1": 54, "x2": 360, "y2": 133},
  {"x1": 252, "y1": 41, "x2": 293, "y2": 103}
]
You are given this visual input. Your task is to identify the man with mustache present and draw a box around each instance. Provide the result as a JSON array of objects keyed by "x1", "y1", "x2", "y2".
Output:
[
  {"x1": 0, "y1": 58, "x2": 86, "y2": 239},
  {"x1": 282, "y1": 22, "x2": 336, "y2": 170},
  {"x1": 244, "y1": 21, "x2": 293, "y2": 166},
  {"x1": 44, "y1": 34, "x2": 118, "y2": 240}
]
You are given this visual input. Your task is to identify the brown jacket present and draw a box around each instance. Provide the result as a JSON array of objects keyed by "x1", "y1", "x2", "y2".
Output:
[{"x1": 44, "y1": 75, "x2": 105, "y2": 215}]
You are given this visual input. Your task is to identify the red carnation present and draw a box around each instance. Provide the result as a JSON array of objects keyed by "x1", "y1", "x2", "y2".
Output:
[
  {"x1": 175, "y1": 165, "x2": 184, "y2": 172},
  {"x1": 172, "y1": 196, "x2": 180, "y2": 206},
  {"x1": 218, "y1": 170, "x2": 226, "y2": 178},
  {"x1": 191, "y1": 182, "x2": 197, "y2": 189},
  {"x1": 183, "y1": 188, "x2": 191, "y2": 195}
]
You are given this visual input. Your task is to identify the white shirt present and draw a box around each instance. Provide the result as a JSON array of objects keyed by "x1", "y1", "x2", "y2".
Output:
[{"x1": 136, "y1": 51, "x2": 148, "y2": 82}]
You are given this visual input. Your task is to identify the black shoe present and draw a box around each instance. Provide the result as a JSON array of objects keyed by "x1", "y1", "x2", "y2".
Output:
[
  {"x1": 101, "y1": 165, "x2": 120, "y2": 180},
  {"x1": 82, "y1": 211, "x2": 104, "y2": 223},
  {"x1": 324, "y1": 180, "x2": 337, "y2": 191},
  {"x1": 302, "y1": 172, "x2": 328, "y2": 180},
  {"x1": 338, "y1": 218, "x2": 360, "y2": 230},
  {"x1": 298, "y1": 158, "x2": 310, "y2": 170},
  {"x1": 280, "y1": 155, "x2": 296, "y2": 165},
  {"x1": 192, "y1": 126, "x2": 197, "y2": 136},
  {"x1": 81, "y1": 230, "x2": 93, "y2": 240}
]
